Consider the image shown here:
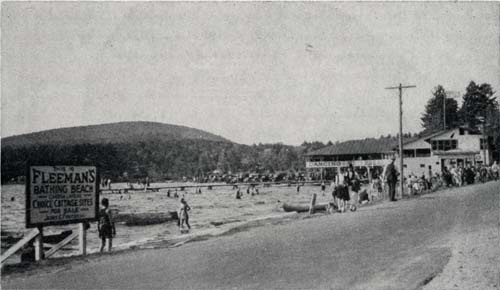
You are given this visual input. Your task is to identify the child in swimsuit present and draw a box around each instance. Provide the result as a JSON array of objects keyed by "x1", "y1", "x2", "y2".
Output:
[{"x1": 178, "y1": 198, "x2": 191, "y2": 230}]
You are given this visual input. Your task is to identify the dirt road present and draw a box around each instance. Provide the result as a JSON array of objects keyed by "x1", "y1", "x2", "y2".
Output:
[{"x1": 3, "y1": 181, "x2": 499, "y2": 290}]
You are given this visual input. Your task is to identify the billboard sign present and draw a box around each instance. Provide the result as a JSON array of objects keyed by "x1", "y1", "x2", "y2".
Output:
[
  {"x1": 306, "y1": 159, "x2": 389, "y2": 168},
  {"x1": 26, "y1": 166, "x2": 99, "y2": 228}
]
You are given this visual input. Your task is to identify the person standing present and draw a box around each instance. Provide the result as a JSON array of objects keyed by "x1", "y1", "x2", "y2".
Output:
[
  {"x1": 492, "y1": 161, "x2": 499, "y2": 181},
  {"x1": 335, "y1": 168, "x2": 349, "y2": 212},
  {"x1": 346, "y1": 165, "x2": 360, "y2": 205},
  {"x1": 98, "y1": 198, "x2": 116, "y2": 252},
  {"x1": 384, "y1": 156, "x2": 399, "y2": 201},
  {"x1": 178, "y1": 198, "x2": 191, "y2": 231}
]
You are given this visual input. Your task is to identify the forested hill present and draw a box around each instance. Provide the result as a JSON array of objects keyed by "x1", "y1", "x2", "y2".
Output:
[
  {"x1": 1, "y1": 122, "x2": 310, "y2": 182},
  {"x1": 1, "y1": 121, "x2": 230, "y2": 147}
]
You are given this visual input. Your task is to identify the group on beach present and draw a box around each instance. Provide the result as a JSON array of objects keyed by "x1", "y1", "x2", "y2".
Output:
[
  {"x1": 329, "y1": 164, "x2": 363, "y2": 213},
  {"x1": 327, "y1": 159, "x2": 500, "y2": 212},
  {"x1": 234, "y1": 185, "x2": 259, "y2": 199},
  {"x1": 96, "y1": 194, "x2": 192, "y2": 253},
  {"x1": 326, "y1": 156, "x2": 400, "y2": 212},
  {"x1": 404, "y1": 161, "x2": 500, "y2": 195}
]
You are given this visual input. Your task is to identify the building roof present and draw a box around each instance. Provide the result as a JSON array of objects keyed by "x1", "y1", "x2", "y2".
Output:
[
  {"x1": 307, "y1": 127, "x2": 484, "y2": 157},
  {"x1": 394, "y1": 130, "x2": 447, "y2": 149},
  {"x1": 306, "y1": 137, "x2": 404, "y2": 156},
  {"x1": 402, "y1": 130, "x2": 445, "y2": 146},
  {"x1": 399, "y1": 126, "x2": 482, "y2": 148},
  {"x1": 424, "y1": 126, "x2": 482, "y2": 141}
]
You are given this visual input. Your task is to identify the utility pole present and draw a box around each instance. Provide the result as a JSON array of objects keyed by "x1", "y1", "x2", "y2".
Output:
[
  {"x1": 477, "y1": 116, "x2": 488, "y2": 165},
  {"x1": 444, "y1": 91, "x2": 461, "y2": 131},
  {"x1": 385, "y1": 83, "x2": 416, "y2": 199},
  {"x1": 483, "y1": 122, "x2": 487, "y2": 165},
  {"x1": 443, "y1": 95, "x2": 446, "y2": 130}
]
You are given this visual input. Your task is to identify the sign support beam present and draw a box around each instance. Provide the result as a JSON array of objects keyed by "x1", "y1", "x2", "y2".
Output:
[
  {"x1": 79, "y1": 223, "x2": 87, "y2": 256},
  {"x1": 34, "y1": 226, "x2": 43, "y2": 261}
]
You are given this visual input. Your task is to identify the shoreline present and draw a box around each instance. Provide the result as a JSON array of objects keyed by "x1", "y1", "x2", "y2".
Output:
[
  {"x1": 2, "y1": 181, "x2": 498, "y2": 290},
  {"x1": 1, "y1": 211, "x2": 300, "y2": 277},
  {"x1": 1, "y1": 191, "x2": 387, "y2": 277},
  {"x1": 2, "y1": 181, "x2": 493, "y2": 278}
]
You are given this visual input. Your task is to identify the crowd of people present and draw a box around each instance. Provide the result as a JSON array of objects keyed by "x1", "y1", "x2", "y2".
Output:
[
  {"x1": 406, "y1": 161, "x2": 499, "y2": 195},
  {"x1": 325, "y1": 159, "x2": 500, "y2": 214},
  {"x1": 95, "y1": 160, "x2": 499, "y2": 253}
]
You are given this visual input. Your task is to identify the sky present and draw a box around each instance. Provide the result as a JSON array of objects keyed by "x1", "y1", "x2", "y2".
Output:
[{"x1": 2, "y1": 2, "x2": 499, "y2": 145}]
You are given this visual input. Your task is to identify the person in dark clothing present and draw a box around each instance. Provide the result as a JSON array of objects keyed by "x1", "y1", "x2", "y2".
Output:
[
  {"x1": 385, "y1": 156, "x2": 399, "y2": 201},
  {"x1": 465, "y1": 165, "x2": 475, "y2": 185},
  {"x1": 98, "y1": 198, "x2": 116, "y2": 252}
]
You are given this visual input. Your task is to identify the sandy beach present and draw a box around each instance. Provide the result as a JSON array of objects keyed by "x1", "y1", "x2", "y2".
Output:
[
  {"x1": 1, "y1": 181, "x2": 347, "y2": 264},
  {"x1": 2, "y1": 181, "x2": 498, "y2": 290}
]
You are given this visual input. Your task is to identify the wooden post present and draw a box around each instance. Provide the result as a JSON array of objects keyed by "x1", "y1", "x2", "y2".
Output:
[
  {"x1": 79, "y1": 223, "x2": 87, "y2": 256},
  {"x1": 309, "y1": 193, "x2": 317, "y2": 214},
  {"x1": 34, "y1": 226, "x2": 43, "y2": 261},
  {"x1": 385, "y1": 83, "x2": 416, "y2": 200}
]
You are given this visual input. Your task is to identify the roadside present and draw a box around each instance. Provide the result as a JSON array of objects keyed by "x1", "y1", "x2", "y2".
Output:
[
  {"x1": 1, "y1": 212, "x2": 300, "y2": 277},
  {"x1": 1, "y1": 185, "x2": 386, "y2": 276},
  {"x1": 422, "y1": 184, "x2": 500, "y2": 290},
  {"x1": 2, "y1": 181, "x2": 498, "y2": 290}
]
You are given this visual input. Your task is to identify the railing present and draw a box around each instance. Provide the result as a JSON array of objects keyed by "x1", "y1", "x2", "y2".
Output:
[{"x1": 1, "y1": 224, "x2": 85, "y2": 267}]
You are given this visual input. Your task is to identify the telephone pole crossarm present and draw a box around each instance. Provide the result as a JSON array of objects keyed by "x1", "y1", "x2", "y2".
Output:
[{"x1": 384, "y1": 85, "x2": 416, "y2": 90}]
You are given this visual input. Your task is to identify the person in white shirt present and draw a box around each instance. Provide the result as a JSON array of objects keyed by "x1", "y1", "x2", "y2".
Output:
[{"x1": 335, "y1": 169, "x2": 348, "y2": 212}]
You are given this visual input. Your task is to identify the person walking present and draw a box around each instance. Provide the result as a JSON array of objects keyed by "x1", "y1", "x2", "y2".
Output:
[
  {"x1": 335, "y1": 168, "x2": 349, "y2": 212},
  {"x1": 384, "y1": 156, "x2": 399, "y2": 202},
  {"x1": 346, "y1": 165, "x2": 360, "y2": 206},
  {"x1": 98, "y1": 198, "x2": 116, "y2": 252}
]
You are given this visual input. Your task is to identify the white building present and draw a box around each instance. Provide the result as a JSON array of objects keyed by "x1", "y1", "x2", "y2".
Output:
[
  {"x1": 306, "y1": 127, "x2": 493, "y2": 180},
  {"x1": 401, "y1": 127, "x2": 492, "y2": 178}
]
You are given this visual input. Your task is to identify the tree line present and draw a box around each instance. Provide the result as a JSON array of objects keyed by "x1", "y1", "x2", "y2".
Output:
[
  {"x1": 2, "y1": 80, "x2": 498, "y2": 183},
  {"x1": 1, "y1": 140, "x2": 330, "y2": 182},
  {"x1": 421, "y1": 81, "x2": 499, "y2": 157}
]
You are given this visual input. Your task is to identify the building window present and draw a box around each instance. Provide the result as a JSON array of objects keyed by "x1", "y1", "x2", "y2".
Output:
[
  {"x1": 416, "y1": 149, "x2": 431, "y2": 157},
  {"x1": 420, "y1": 164, "x2": 425, "y2": 168},
  {"x1": 480, "y1": 138, "x2": 489, "y2": 150},
  {"x1": 403, "y1": 149, "x2": 415, "y2": 158},
  {"x1": 431, "y1": 140, "x2": 458, "y2": 151},
  {"x1": 403, "y1": 164, "x2": 407, "y2": 168}
]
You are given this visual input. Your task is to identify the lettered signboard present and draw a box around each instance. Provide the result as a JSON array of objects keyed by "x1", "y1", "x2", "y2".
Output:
[{"x1": 26, "y1": 166, "x2": 99, "y2": 228}]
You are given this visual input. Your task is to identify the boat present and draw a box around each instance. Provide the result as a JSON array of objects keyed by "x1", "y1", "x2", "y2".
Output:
[
  {"x1": 115, "y1": 211, "x2": 179, "y2": 226},
  {"x1": 282, "y1": 203, "x2": 328, "y2": 213}
]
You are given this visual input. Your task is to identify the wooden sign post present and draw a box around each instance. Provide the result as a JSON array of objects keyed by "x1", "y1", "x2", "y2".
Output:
[
  {"x1": 309, "y1": 193, "x2": 317, "y2": 214},
  {"x1": 24, "y1": 165, "x2": 99, "y2": 261},
  {"x1": 79, "y1": 223, "x2": 87, "y2": 256},
  {"x1": 34, "y1": 227, "x2": 43, "y2": 261}
]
